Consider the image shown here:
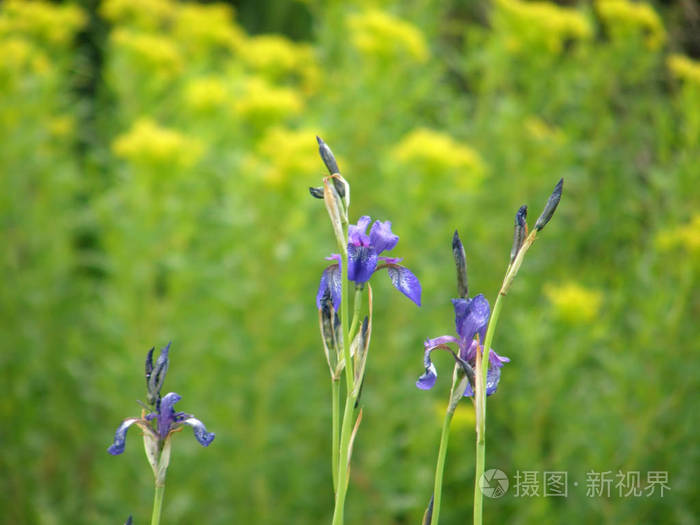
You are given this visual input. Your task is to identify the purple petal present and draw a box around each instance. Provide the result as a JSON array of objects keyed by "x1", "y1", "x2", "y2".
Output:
[
  {"x1": 461, "y1": 360, "x2": 504, "y2": 397},
  {"x1": 348, "y1": 216, "x2": 371, "y2": 246},
  {"x1": 416, "y1": 362, "x2": 437, "y2": 390},
  {"x1": 459, "y1": 339, "x2": 478, "y2": 362},
  {"x1": 387, "y1": 265, "x2": 422, "y2": 306},
  {"x1": 348, "y1": 244, "x2": 377, "y2": 283},
  {"x1": 369, "y1": 220, "x2": 399, "y2": 254},
  {"x1": 183, "y1": 417, "x2": 216, "y2": 447},
  {"x1": 378, "y1": 256, "x2": 403, "y2": 264},
  {"x1": 316, "y1": 263, "x2": 342, "y2": 310},
  {"x1": 452, "y1": 294, "x2": 490, "y2": 343},
  {"x1": 486, "y1": 365, "x2": 502, "y2": 396},
  {"x1": 488, "y1": 348, "x2": 510, "y2": 368},
  {"x1": 158, "y1": 392, "x2": 182, "y2": 439},
  {"x1": 107, "y1": 418, "x2": 140, "y2": 455},
  {"x1": 424, "y1": 335, "x2": 460, "y2": 349}
]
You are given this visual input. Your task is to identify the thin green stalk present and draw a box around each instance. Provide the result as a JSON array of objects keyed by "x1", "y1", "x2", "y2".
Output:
[
  {"x1": 430, "y1": 399, "x2": 456, "y2": 525},
  {"x1": 347, "y1": 288, "x2": 362, "y2": 343},
  {"x1": 333, "y1": 393, "x2": 356, "y2": 525},
  {"x1": 339, "y1": 226, "x2": 353, "y2": 391},
  {"x1": 150, "y1": 482, "x2": 165, "y2": 525},
  {"x1": 331, "y1": 379, "x2": 340, "y2": 493},
  {"x1": 473, "y1": 293, "x2": 505, "y2": 525}
]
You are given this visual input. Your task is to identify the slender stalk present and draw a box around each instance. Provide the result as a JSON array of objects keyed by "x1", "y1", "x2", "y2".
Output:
[
  {"x1": 339, "y1": 226, "x2": 353, "y2": 391},
  {"x1": 473, "y1": 293, "x2": 505, "y2": 525},
  {"x1": 333, "y1": 394, "x2": 356, "y2": 525},
  {"x1": 430, "y1": 391, "x2": 457, "y2": 524},
  {"x1": 347, "y1": 288, "x2": 363, "y2": 344},
  {"x1": 331, "y1": 379, "x2": 340, "y2": 493},
  {"x1": 150, "y1": 483, "x2": 165, "y2": 525}
]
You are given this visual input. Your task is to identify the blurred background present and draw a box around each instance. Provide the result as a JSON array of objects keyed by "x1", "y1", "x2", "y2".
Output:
[{"x1": 1, "y1": 0, "x2": 698, "y2": 523}]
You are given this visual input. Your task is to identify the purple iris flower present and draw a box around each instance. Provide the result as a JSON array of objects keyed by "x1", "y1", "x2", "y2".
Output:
[
  {"x1": 108, "y1": 344, "x2": 214, "y2": 455},
  {"x1": 108, "y1": 392, "x2": 215, "y2": 455},
  {"x1": 316, "y1": 215, "x2": 421, "y2": 308},
  {"x1": 417, "y1": 294, "x2": 510, "y2": 396}
]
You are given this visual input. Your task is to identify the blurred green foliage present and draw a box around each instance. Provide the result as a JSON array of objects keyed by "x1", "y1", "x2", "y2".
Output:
[{"x1": 1, "y1": 0, "x2": 698, "y2": 523}]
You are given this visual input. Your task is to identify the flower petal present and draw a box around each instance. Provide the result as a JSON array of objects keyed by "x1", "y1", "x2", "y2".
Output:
[
  {"x1": 452, "y1": 294, "x2": 490, "y2": 343},
  {"x1": 424, "y1": 335, "x2": 460, "y2": 349},
  {"x1": 486, "y1": 365, "x2": 502, "y2": 396},
  {"x1": 369, "y1": 220, "x2": 399, "y2": 254},
  {"x1": 378, "y1": 256, "x2": 402, "y2": 264},
  {"x1": 348, "y1": 216, "x2": 371, "y2": 246},
  {"x1": 158, "y1": 392, "x2": 182, "y2": 439},
  {"x1": 183, "y1": 417, "x2": 216, "y2": 447},
  {"x1": 387, "y1": 265, "x2": 422, "y2": 306},
  {"x1": 107, "y1": 418, "x2": 141, "y2": 455},
  {"x1": 488, "y1": 348, "x2": 510, "y2": 368},
  {"x1": 416, "y1": 362, "x2": 438, "y2": 390},
  {"x1": 348, "y1": 244, "x2": 377, "y2": 283},
  {"x1": 461, "y1": 361, "x2": 503, "y2": 397},
  {"x1": 316, "y1": 262, "x2": 342, "y2": 310}
]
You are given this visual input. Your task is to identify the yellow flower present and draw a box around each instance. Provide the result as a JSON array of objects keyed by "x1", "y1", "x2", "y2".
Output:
[
  {"x1": 238, "y1": 35, "x2": 321, "y2": 93},
  {"x1": 391, "y1": 128, "x2": 487, "y2": 189},
  {"x1": 183, "y1": 76, "x2": 229, "y2": 113},
  {"x1": 544, "y1": 282, "x2": 603, "y2": 324},
  {"x1": 111, "y1": 29, "x2": 183, "y2": 79},
  {"x1": 233, "y1": 77, "x2": 303, "y2": 125},
  {"x1": 0, "y1": 37, "x2": 51, "y2": 78},
  {"x1": 112, "y1": 118, "x2": 203, "y2": 168},
  {"x1": 256, "y1": 126, "x2": 321, "y2": 185},
  {"x1": 0, "y1": 0, "x2": 85, "y2": 47},
  {"x1": 100, "y1": 0, "x2": 175, "y2": 30},
  {"x1": 595, "y1": 0, "x2": 665, "y2": 50},
  {"x1": 493, "y1": 0, "x2": 591, "y2": 54},
  {"x1": 655, "y1": 215, "x2": 700, "y2": 255},
  {"x1": 348, "y1": 9, "x2": 429, "y2": 63},
  {"x1": 668, "y1": 54, "x2": 700, "y2": 87},
  {"x1": 173, "y1": 4, "x2": 244, "y2": 54}
]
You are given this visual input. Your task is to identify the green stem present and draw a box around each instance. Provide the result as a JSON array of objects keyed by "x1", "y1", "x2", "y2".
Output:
[
  {"x1": 332, "y1": 393, "x2": 356, "y2": 525},
  {"x1": 339, "y1": 227, "x2": 353, "y2": 392},
  {"x1": 150, "y1": 482, "x2": 165, "y2": 525},
  {"x1": 431, "y1": 400, "x2": 456, "y2": 525},
  {"x1": 331, "y1": 379, "x2": 340, "y2": 493},
  {"x1": 473, "y1": 293, "x2": 505, "y2": 525},
  {"x1": 347, "y1": 288, "x2": 363, "y2": 344}
]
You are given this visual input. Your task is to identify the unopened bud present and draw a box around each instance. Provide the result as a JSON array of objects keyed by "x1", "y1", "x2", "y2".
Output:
[
  {"x1": 534, "y1": 178, "x2": 563, "y2": 231},
  {"x1": 452, "y1": 230, "x2": 468, "y2": 298},
  {"x1": 316, "y1": 136, "x2": 340, "y2": 175},
  {"x1": 510, "y1": 205, "x2": 528, "y2": 263},
  {"x1": 309, "y1": 186, "x2": 324, "y2": 199}
]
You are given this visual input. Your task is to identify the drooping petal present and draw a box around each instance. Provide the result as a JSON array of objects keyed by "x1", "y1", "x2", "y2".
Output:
[
  {"x1": 416, "y1": 336, "x2": 460, "y2": 391},
  {"x1": 461, "y1": 360, "x2": 504, "y2": 397},
  {"x1": 157, "y1": 392, "x2": 182, "y2": 439},
  {"x1": 348, "y1": 244, "x2": 377, "y2": 283},
  {"x1": 488, "y1": 348, "x2": 510, "y2": 368},
  {"x1": 416, "y1": 361, "x2": 438, "y2": 390},
  {"x1": 369, "y1": 220, "x2": 399, "y2": 254},
  {"x1": 452, "y1": 294, "x2": 490, "y2": 343},
  {"x1": 183, "y1": 417, "x2": 216, "y2": 447},
  {"x1": 387, "y1": 265, "x2": 422, "y2": 306},
  {"x1": 486, "y1": 365, "x2": 502, "y2": 396},
  {"x1": 316, "y1": 263, "x2": 342, "y2": 310},
  {"x1": 348, "y1": 216, "x2": 371, "y2": 246},
  {"x1": 107, "y1": 418, "x2": 141, "y2": 455}
]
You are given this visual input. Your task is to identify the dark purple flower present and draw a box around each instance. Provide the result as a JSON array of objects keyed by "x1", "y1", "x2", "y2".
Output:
[
  {"x1": 416, "y1": 294, "x2": 510, "y2": 396},
  {"x1": 316, "y1": 216, "x2": 421, "y2": 308},
  {"x1": 108, "y1": 345, "x2": 215, "y2": 456},
  {"x1": 108, "y1": 391, "x2": 215, "y2": 455}
]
